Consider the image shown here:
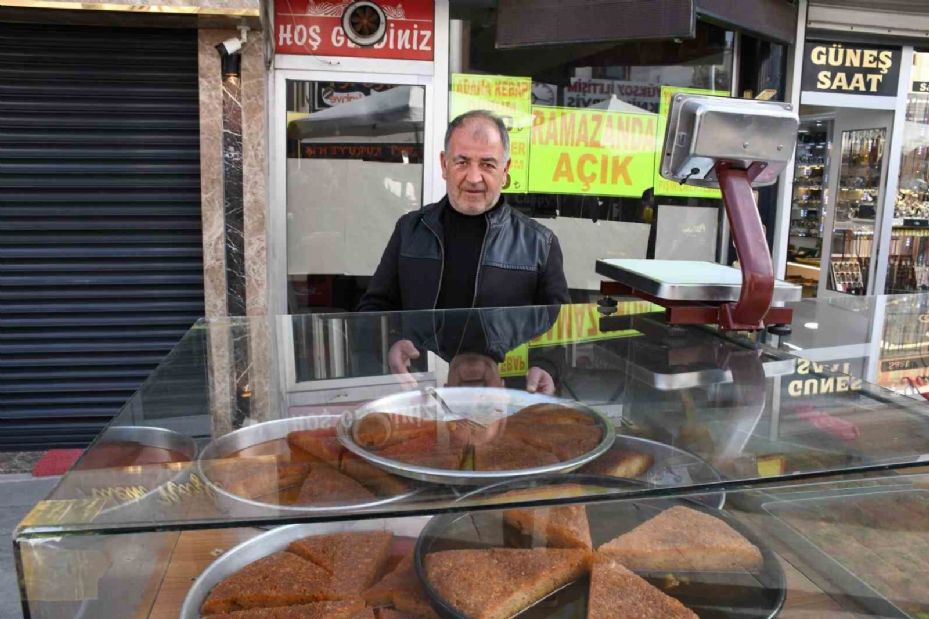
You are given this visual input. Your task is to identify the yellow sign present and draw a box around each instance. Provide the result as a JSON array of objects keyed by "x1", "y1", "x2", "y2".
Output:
[
  {"x1": 653, "y1": 86, "x2": 727, "y2": 199},
  {"x1": 450, "y1": 73, "x2": 532, "y2": 193},
  {"x1": 499, "y1": 342, "x2": 529, "y2": 377},
  {"x1": 529, "y1": 302, "x2": 657, "y2": 347},
  {"x1": 527, "y1": 106, "x2": 656, "y2": 197}
]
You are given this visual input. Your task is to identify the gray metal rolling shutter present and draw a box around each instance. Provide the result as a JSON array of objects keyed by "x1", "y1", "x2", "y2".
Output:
[{"x1": 0, "y1": 23, "x2": 204, "y2": 449}]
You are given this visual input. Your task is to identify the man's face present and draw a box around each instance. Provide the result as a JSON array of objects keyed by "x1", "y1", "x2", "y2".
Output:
[{"x1": 440, "y1": 118, "x2": 511, "y2": 215}]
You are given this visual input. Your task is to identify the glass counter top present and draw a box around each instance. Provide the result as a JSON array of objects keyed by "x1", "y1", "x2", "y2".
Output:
[{"x1": 16, "y1": 302, "x2": 929, "y2": 535}]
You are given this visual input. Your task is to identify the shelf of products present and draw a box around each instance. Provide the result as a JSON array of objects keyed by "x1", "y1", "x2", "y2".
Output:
[
  {"x1": 787, "y1": 121, "x2": 831, "y2": 285},
  {"x1": 885, "y1": 91, "x2": 929, "y2": 293},
  {"x1": 827, "y1": 128, "x2": 886, "y2": 296}
]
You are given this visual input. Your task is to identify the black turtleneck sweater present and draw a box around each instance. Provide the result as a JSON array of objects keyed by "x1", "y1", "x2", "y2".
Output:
[{"x1": 436, "y1": 202, "x2": 488, "y2": 309}]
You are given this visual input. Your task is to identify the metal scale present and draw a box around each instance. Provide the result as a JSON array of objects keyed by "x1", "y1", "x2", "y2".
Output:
[{"x1": 597, "y1": 94, "x2": 803, "y2": 333}]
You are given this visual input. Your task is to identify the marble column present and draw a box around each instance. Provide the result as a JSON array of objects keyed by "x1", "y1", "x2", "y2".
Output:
[{"x1": 199, "y1": 29, "x2": 270, "y2": 435}]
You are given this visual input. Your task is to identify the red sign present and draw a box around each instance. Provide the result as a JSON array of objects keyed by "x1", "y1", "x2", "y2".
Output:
[{"x1": 274, "y1": 0, "x2": 435, "y2": 60}]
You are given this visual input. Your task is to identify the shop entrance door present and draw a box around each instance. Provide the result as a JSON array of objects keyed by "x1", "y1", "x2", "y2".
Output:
[
  {"x1": 271, "y1": 69, "x2": 441, "y2": 397},
  {"x1": 818, "y1": 109, "x2": 894, "y2": 297}
]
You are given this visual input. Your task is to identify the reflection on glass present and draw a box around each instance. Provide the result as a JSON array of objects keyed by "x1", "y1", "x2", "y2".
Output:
[
  {"x1": 827, "y1": 127, "x2": 886, "y2": 295},
  {"x1": 285, "y1": 81, "x2": 425, "y2": 313}
]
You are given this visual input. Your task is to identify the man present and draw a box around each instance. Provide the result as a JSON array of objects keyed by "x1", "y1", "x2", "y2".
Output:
[
  {"x1": 357, "y1": 109, "x2": 569, "y2": 312},
  {"x1": 358, "y1": 110, "x2": 569, "y2": 393}
]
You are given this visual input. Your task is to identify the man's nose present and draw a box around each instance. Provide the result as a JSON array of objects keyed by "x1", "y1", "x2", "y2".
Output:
[{"x1": 465, "y1": 164, "x2": 483, "y2": 184}]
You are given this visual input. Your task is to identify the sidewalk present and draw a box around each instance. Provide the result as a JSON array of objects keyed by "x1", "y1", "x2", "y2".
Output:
[{"x1": 1, "y1": 460, "x2": 59, "y2": 619}]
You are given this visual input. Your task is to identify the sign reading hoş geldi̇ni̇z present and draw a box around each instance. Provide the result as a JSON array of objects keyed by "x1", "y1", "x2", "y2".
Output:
[{"x1": 274, "y1": 0, "x2": 434, "y2": 60}]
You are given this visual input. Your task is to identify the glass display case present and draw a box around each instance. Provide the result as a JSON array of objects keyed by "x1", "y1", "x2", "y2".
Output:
[
  {"x1": 787, "y1": 119, "x2": 831, "y2": 296},
  {"x1": 14, "y1": 303, "x2": 929, "y2": 619},
  {"x1": 886, "y1": 65, "x2": 929, "y2": 294},
  {"x1": 827, "y1": 128, "x2": 887, "y2": 296}
]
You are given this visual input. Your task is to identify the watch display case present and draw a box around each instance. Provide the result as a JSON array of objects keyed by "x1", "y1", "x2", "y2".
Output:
[
  {"x1": 827, "y1": 128, "x2": 887, "y2": 295},
  {"x1": 787, "y1": 120, "x2": 831, "y2": 295},
  {"x1": 14, "y1": 304, "x2": 929, "y2": 619}
]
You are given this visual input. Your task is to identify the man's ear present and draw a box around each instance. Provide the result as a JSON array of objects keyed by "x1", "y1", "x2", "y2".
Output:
[
  {"x1": 503, "y1": 157, "x2": 512, "y2": 175},
  {"x1": 439, "y1": 150, "x2": 448, "y2": 180}
]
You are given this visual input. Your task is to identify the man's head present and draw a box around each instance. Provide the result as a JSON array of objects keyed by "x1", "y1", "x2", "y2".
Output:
[{"x1": 441, "y1": 110, "x2": 511, "y2": 215}]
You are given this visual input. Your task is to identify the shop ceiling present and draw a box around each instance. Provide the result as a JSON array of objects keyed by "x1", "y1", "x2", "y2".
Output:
[{"x1": 808, "y1": 0, "x2": 929, "y2": 41}]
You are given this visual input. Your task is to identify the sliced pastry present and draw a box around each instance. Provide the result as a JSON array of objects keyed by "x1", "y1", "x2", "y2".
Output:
[
  {"x1": 473, "y1": 436, "x2": 560, "y2": 471},
  {"x1": 287, "y1": 428, "x2": 344, "y2": 466},
  {"x1": 587, "y1": 558, "x2": 698, "y2": 619},
  {"x1": 508, "y1": 403, "x2": 597, "y2": 427},
  {"x1": 287, "y1": 531, "x2": 393, "y2": 597},
  {"x1": 199, "y1": 551, "x2": 331, "y2": 615},
  {"x1": 580, "y1": 449, "x2": 654, "y2": 479},
  {"x1": 294, "y1": 463, "x2": 375, "y2": 506},
  {"x1": 202, "y1": 599, "x2": 372, "y2": 618},
  {"x1": 353, "y1": 413, "x2": 437, "y2": 450},
  {"x1": 340, "y1": 453, "x2": 411, "y2": 495},
  {"x1": 502, "y1": 495, "x2": 592, "y2": 549},
  {"x1": 597, "y1": 505, "x2": 763, "y2": 571},
  {"x1": 363, "y1": 552, "x2": 438, "y2": 618},
  {"x1": 506, "y1": 423, "x2": 603, "y2": 461},
  {"x1": 424, "y1": 548, "x2": 589, "y2": 619}
]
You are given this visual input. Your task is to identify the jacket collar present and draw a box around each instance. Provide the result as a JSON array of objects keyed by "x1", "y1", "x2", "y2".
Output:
[{"x1": 423, "y1": 196, "x2": 509, "y2": 231}]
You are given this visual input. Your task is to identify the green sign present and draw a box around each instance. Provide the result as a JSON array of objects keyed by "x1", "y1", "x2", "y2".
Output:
[
  {"x1": 653, "y1": 86, "x2": 728, "y2": 199},
  {"x1": 450, "y1": 73, "x2": 532, "y2": 193},
  {"x1": 527, "y1": 105, "x2": 656, "y2": 197}
]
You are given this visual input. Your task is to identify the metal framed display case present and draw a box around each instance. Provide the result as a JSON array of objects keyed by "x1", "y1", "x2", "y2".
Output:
[{"x1": 14, "y1": 303, "x2": 929, "y2": 619}]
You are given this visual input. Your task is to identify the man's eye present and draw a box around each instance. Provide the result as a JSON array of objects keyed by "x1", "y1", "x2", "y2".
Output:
[{"x1": 482, "y1": 163, "x2": 495, "y2": 170}]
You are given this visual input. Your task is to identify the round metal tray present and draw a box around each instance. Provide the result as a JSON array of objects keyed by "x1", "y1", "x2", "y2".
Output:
[
  {"x1": 336, "y1": 388, "x2": 615, "y2": 486},
  {"x1": 56, "y1": 425, "x2": 197, "y2": 517},
  {"x1": 415, "y1": 484, "x2": 786, "y2": 619},
  {"x1": 197, "y1": 415, "x2": 421, "y2": 515},
  {"x1": 597, "y1": 435, "x2": 725, "y2": 509},
  {"x1": 179, "y1": 518, "x2": 431, "y2": 619}
]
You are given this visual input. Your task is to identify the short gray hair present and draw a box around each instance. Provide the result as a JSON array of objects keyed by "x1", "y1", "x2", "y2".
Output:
[{"x1": 444, "y1": 110, "x2": 510, "y2": 162}]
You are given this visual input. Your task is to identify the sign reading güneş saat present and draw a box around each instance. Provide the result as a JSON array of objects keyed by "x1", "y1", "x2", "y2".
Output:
[{"x1": 802, "y1": 41, "x2": 901, "y2": 96}]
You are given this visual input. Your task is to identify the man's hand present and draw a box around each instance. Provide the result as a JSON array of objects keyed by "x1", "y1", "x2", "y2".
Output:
[
  {"x1": 526, "y1": 366, "x2": 555, "y2": 395},
  {"x1": 387, "y1": 339, "x2": 420, "y2": 388}
]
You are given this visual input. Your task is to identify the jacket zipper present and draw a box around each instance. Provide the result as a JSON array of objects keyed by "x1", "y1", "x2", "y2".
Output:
[
  {"x1": 471, "y1": 215, "x2": 491, "y2": 307},
  {"x1": 423, "y1": 219, "x2": 445, "y2": 309}
]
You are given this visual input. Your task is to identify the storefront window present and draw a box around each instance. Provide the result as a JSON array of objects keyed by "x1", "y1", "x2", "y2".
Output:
[
  {"x1": 285, "y1": 81, "x2": 425, "y2": 313},
  {"x1": 448, "y1": 9, "x2": 734, "y2": 293},
  {"x1": 888, "y1": 51, "x2": 929, "y2": 293}
]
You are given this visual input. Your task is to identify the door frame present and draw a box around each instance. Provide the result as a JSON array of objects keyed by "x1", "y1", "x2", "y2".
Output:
[{"x1": 267, "y1": 0, "x2": 450, "y2": 318}]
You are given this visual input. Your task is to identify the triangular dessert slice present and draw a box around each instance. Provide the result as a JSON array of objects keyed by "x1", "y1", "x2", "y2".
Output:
[
  {"x1": 363, "y1": 552, "x2": 439, "y2": 618},
  {"x1": 340, "y1": 453, "x2": 411, "y2": 496},
  {"x1": 202, "y1": 599, "x2": 373, "y2": 618},
  {"x1": 375, "y1": 434, "x2": 465, "y2": 470},
  {"x1": 580, "y1": 449, "x2": 653, "y2": 479},
  {"x1": 287, "y1": 428, "x2": 344, "y2": 466},
  {"x1": 597, "y1": 505, "x2": 763, "y2": 571},
  {"x1": 506, "y1": 423, "x2": 603, "y2": 461},
  {"x1": 287, "y1": 531, "x2": 393, "y2": 597},
  {"x1": 199, "y1": 551, "x2": 332, "y2": 615},
  {"x1": 353, "y1": 413, "x2": 437, "y2": 450},
  {"x1": 424, "y1": 548, "x2": 589, "y2": 619},
  {"x1": 473, "y1": 436, "x2": 560, "y2": 471},
  {"x1": 294, "y1": 463, "x2": 375, "y2": 506},
  {"x1": 508, "y1": 403, "x2": 597, "y2": 427},
  {"x1": 587, "y1": 558, "x2": 697, "y2": 619},
  {"x1": 503, "y1": 503, "x2": 592, "y2": 549}
]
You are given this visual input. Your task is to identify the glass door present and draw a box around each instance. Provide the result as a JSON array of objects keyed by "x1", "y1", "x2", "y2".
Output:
[
  {"x1": 284, "y1": 79, "x2": 427, "y2": 314},
  {"x1": 818, "y1": 110, "x2": 894, "y2": 297}
]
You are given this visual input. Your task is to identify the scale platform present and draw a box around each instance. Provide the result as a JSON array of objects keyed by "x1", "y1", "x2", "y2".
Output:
[{"x1": 596, "y1": 259, "x2": 802, "y2": 303}]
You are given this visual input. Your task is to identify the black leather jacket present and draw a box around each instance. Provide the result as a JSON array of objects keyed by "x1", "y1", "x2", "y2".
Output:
[{"x1": 357, "y1": 197, "x2": 570, "y2": 311}]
